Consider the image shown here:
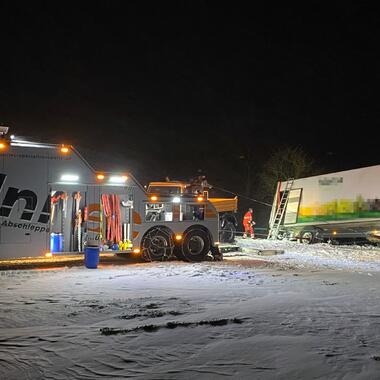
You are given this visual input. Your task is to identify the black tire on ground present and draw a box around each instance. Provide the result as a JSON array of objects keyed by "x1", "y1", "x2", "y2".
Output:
[
  {"x1": 211, "y1": 246, "x2": 223, "y2": 261},
  {"x1": 181, "y1": 229, "x2": 211, "y2": 262},
  {"x1": 141, "y1": 228, "x2": 173, "y2": 261},
  {"x1": 220, "y1": 221, "x2": 236, "y2": 243},
  {"x1": 299, "y1": 230, "x2": 315, "y2": 244}
]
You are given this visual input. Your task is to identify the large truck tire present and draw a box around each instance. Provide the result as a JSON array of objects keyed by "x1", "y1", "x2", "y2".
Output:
[
  {"x1": 220, "y1": 221, "x2": 236, "y2": 243},
  {"x1": 141, "y1": 227, "x2": 174, "y2": 261},
  {"x1": 181, "y1": 228, "x2": 211, "y2": 262}
]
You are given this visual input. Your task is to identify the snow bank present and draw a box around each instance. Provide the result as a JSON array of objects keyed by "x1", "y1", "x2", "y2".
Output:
[{"x1": 233, "y1": 238, "x2": 380, "y2": 272}]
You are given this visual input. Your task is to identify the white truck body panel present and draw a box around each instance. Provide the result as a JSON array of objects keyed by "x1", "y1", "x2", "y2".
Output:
[{"x1": 272, "y1": 165, "x2": 380, "y2": 241}]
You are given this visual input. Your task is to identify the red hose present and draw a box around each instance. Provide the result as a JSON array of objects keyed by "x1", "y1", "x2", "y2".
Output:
[
  {"x1": 101, "y1": 194, "x2": 112, "y2": 241},
  {"x1": 101, "y1": 194, "x2": 122, "y2": 244},
  {"x1": 115, "y1": 195, "x2": 121, "y2": 242}
]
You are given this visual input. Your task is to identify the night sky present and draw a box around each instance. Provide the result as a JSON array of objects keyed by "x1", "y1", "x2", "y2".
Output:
[{"x1": 1, "y1": 2, "x2": 380, "y2": 211}]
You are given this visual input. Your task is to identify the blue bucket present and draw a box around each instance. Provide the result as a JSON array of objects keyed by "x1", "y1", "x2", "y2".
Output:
[
  {"x1": 84, "y1": 246, "x2": 100, "y2": 269},
  {"x1": 50, "y1": 233, "x2": 64, "y2": 253}
]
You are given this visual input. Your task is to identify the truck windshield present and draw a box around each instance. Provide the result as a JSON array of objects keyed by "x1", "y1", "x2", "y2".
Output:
[{"x1": 148, "y1": 186, "x2": 181, "y2": 195}]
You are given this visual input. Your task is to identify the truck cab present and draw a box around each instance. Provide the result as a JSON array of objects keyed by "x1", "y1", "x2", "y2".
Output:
[
  {"x1": 147, "y1": 182, "x2": 190, "y2": 196},
  {"x1": 147, "y1": 181, "x2": 238, "y2": 243}
]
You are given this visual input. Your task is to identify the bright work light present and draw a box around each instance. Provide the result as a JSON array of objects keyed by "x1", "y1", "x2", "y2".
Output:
[
  {"x1": 61, "y1": 174, "x2": 79, "y2": 182},
  {"x1": 109, "y1": 176, "x2": 127, "y2": 183}
]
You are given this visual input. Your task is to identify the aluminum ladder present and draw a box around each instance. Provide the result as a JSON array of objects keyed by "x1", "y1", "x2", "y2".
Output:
[{"x1": 267, "y1": 178, "x2": 294, "y2": 240}]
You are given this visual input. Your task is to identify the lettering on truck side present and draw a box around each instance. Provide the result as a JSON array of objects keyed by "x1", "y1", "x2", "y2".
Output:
[{"x1": 0, "y1": 173, "x2": 50, "y2": 233}]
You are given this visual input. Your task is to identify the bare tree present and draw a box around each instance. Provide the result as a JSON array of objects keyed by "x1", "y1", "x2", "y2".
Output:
[{"x1": 259, "y1": 146, "x2": 316, "y2": 201}]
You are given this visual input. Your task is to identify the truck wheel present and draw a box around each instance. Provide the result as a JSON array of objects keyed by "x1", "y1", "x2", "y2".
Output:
[
  {"x1": 220, "y1": 221, "x2": 236, "y2": 243},
  {"x1": 141, "y1": 228, "x2": 173, "y2": 261},
  {"x1": 181, "y1": 229, "x2": 211, "y2": 262},
  {"x1": 299, "y1": 230, "x2": 315, "y2": 244}
]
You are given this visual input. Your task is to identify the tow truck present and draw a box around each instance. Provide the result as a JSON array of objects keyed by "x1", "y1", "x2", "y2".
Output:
[
  {"x1": 0, "y1": 130, "x2": 222, "y2": 262},
  {"x1": 147, "y1": 181, "x2": 238, "y2": 243}
]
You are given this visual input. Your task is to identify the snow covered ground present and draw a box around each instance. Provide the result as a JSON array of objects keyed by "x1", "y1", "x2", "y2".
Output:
[
  {"x1": 234, "y1": 237, "x2": 380, "y2": 272},
  {"x1": 1, "y1": 253, "x2": 380, "y2": 379}
]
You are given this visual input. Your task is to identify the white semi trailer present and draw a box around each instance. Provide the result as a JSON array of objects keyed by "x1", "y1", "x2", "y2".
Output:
[
  {"x1": 0, "y1": 134, "x2": 221, "y2": 260},
  {"x1": 269, "y1": 164, "x2": 380, "y2": 244}
]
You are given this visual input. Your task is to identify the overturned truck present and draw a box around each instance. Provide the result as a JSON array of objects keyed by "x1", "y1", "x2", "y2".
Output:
[
  {"x1": 0, "y1": 135, "x2": 222, "y2": 261},
  {"x1": 269, "y1": 164, "x2": 380, "y2": 244}
]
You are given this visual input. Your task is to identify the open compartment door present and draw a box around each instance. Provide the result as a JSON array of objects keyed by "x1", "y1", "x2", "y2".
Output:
[{"x1": 284, "y1": 188, "x2": 302, "y2": 225}]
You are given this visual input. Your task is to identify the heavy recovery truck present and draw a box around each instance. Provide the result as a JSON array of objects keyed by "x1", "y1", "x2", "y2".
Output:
[
  {"x1": 147, "y1": 181, "x2": 238, "y2": 243},
  {"x1": 0, "y1": 130, "x2": 222, "y2": 261}
]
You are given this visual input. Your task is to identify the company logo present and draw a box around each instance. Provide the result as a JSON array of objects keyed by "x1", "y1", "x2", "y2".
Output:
[
  {"x1": 0, "y1": 173, "x2": 50, "y2": 224},
  {"x1": 318, "y1": 177, "x2": 343, "y2": 186}
]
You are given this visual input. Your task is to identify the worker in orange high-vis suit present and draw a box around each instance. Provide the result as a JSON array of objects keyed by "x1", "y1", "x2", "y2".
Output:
[{"x1": 242, "y1": 208, "x2": 255, "y2": 238}]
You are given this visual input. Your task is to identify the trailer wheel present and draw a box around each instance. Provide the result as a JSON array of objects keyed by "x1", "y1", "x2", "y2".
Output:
[
  {"x1": 220, "y1": 221, "x2": 236, "y2": 243},
  {"x1": 181, "y1": 229, "x2": 211, "y2": 262},
  {"x1": 141, "y1": 227, "x2": 173, "y2": 261},
  {"x1": 299, "y1": 230, "x2": 315, "y2": 244}
]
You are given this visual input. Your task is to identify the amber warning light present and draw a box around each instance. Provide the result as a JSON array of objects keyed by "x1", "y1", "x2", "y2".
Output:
[
  {"x1": 60, "y1": 145, "x2": 70, "y2": 154},
  {"x1": 0, "y1": 139, "x2": 9, "y2": 151}
]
